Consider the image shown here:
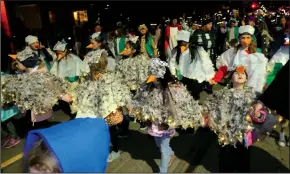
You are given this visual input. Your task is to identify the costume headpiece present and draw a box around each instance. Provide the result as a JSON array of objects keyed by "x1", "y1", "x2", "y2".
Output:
[
  {"x1": 148, "y1": 58, "x2": 168, "y2": 79},
  {"x1": 176, "y1": 30, "x2": 191, "y2": 42},
  {"x1": 239, "y1": 25, "x2": 255, "y2": 36},
  {"x1": 128, "y1": 35, "x2": 139, "y2": 44},
  {"x1": 138, "y1": 24, "x2": 148, "y2": 31},
  {"x1": 25, "y1": 35, "x2": 39, "y2": 45},
  {"x1": 53, "y1": 39, "x2": 67, "y2": 52}
]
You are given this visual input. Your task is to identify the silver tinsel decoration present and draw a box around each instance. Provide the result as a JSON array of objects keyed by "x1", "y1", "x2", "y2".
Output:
[
  {"x1": 74, "y1": 72, "x2": 132, "y2": 118},
  {"x1": 1, "y1": 72, "x2": 70, "y2": 114},
  {"x1": 115, "y1": 54, "x2": 150, "y2": 90},
  {"x1": 203, "y1": 87, "x2": 256, "y2": 146}
]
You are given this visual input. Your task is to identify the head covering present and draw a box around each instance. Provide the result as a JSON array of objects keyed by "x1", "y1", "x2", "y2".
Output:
[
  {"x1": 239, "y1": 25, "x2": 255, "y2": 35},
  {"x1": 53, "y1": 40, "x2": 67, "y2": 52},
  {"x1": 149, "y1": 58, "x2": 168, "y2": 79},
  {"x1": 24, "y1": 118, "x2": 110, "y2": 172},
  {"x1": 176, "y1": 30, "x2": 191, "y2": 42},
  {"x1": 25, "y1": 35, "x2": 39, "y2": 45},
  {"x1": 128, "y1": 35, "x2": 139, "y2": 44},
  {"x1": 248, "y1": 16, "x2": 256, "y2": 22},
  {"x1": 91, "y1": 32, "x2": 101, "y2": 40},
  {"x1": 138, "y1": 24, "x2": 148, "y2": 31},
  {"x1": 202, "y1": 18, "x2": 212, "y2": 26}
]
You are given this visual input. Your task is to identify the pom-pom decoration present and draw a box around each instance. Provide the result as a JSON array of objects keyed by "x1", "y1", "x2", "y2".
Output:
[
  {"x1": 1, "y1": 72, "x2": 70, "y2": 114},
  {"x1": 202, "y1": 87, "x2": 256, "y2": 146},
  {"x1": 130, "y1": 83, "x2": 202, "y2": 129},
  {"x1": 115, "y1": 54, "x2": 150, "y2": 90},
  {"x1": 73, "y1": 72, "x2": 132, "y2": 121},
  {"x1": 236, "y1": 66, "x2": 246, "y2": 74}
]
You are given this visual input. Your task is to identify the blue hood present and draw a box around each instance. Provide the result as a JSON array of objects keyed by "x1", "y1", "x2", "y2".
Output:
[{"x1": 24, "y1": 118, "x2": 110, "y2": 172}]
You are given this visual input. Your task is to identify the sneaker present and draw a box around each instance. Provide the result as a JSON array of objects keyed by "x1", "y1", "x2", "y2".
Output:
[
  {"x1": 139, "y1": 126, "x2": 147, "y2": 131},
  {"x1": 1, "y1": 137, "x2": 10, "y2": 147},
  {"x1": 107, "y1": 151, "x2": 120, "y2": 162},
  {"x1": 4, "y1": 138, "x2": 20, "y2": 148}
]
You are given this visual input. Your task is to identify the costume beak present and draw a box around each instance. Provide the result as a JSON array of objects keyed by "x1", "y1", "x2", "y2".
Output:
[
  {"x1": 57, "y1": 54, "x2": 63, "y2": 60},
  {"x1": 86, "y1": 44, "x2": 94, "y2": 49},
  {"x1": 8, "y1": 54, "x2": 17, "y2": 60},
  {"x1": 146, "y1": 75, "x2": 157, "y2": 83},
  {"x1": 120, "y1": 50, "x2": 127, "y2": 55},
  {"x1": 180, "y1": 46, "x2": 186, "y2": 53}
]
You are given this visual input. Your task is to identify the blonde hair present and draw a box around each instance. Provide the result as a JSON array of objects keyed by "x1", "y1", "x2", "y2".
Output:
[{"x1": 27, "y1": 139, "x2": 61, "y2": 173}]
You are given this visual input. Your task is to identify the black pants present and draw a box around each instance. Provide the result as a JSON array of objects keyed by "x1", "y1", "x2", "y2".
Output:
[
  {"x1": 119, "y1": 114, "x2": 130, "y2": 135},
  {"x1": 54, "y1": 100, "x2": 76, "y2": 120},
  {"x1": 109, "y1": 125, "x2": 119, "y2": 153},
  {"x1": 218, "y1": 143, "x2": 250, "y2": 172},
  {"x1": 181, "y1": 77, "x2": 213, "y2": 100}
]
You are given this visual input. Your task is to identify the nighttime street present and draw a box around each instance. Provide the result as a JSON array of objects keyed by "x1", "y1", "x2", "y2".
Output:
[{"x1": 1, "y1": 0, "x2": 290, "y2": 173}]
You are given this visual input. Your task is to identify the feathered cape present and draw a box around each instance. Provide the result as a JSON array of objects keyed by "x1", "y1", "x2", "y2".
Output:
[{"x1": 203, "y1": 87, "x2": 256, "y2": 146}]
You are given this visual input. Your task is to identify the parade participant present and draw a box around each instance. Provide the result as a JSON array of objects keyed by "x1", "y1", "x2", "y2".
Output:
[
  {"x1": 187, "y1": 17, "x2": 216, "y2": 99},
  {"x1": 203, "y1": 66, "x2": 255, "y2": 172},
  {"x1": 50, "y1": 39, "x2": 90, "y2": 83},
  {"x1": 213, "y1": 25, "x2": 268, "y2": 93},
  {"x1": 131, "y1": 58, "x2": 201, "y2": 173},
  {"x1": 181, "y1": 16, "x2": 198, "y2": 36},
  {"x1": 116, "y1": 35, "x2": 150, "y2": 91},
  {"x1": 1, "y1": 72, "x2": 72, "y2": 125},
  {"x1": 253, "y1": 58, "x2": 289, "y2": 147},
  {"x1": 11, "y1": 35, "x2": 53, "y2": 73},
  {"x1": 85, "y1": 32, "x2": 116, "y2": 72},
  {"x1": 164, "y1": 18, "x2": 182, "y2": 59},
  {"x1": 138, "y1": 24, "x2": 158, "y2": 58},
  {"x1": 226, "y1": 19, "x2": 239, "y2": 44},
  {"x1": 258, "y1": 21, "x2": 274, "y2": 56},
  {"x1": 247, "y1": 16, "x2": 258, "y2": 41},
  {"x1": 24, "y1": 118, "x2": 110, "y2": 173},
  {"x1": 169, "y1": 30, "x2": 191, "y2": 81},
  {"x1": 72, "y1": 57, "x2": 131, "y2": 162},
  {"x1": 265, "y1": 36, "x2": 289, "y2": 87},
  {"x1": 111, "y1": 25, "x2": 127, "y2": 60}
]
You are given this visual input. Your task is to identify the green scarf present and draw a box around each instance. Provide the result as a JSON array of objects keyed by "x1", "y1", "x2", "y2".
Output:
[{"x1": 145, "y1": 36, "x2": 154, "y2": 57}]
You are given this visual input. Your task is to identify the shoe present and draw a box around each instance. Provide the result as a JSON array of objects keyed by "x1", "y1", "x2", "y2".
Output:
[
  {"x1": 1, "y1": 137, "x2": 10, "y2": 147},
  {"x1": 139, "y1": 126, "x2": 147, "y2": 131},
  {"x1": 107, "y1": 151, "x2": 121, "y2": 162},
  {"x1": 278, "y1": 139, "x2": 286, "y2": 147},
  {"x1": 4, "y1": 138, "x2": 20, "y2": 148}
]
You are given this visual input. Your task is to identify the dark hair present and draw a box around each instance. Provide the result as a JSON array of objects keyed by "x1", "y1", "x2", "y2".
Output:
[
  {"x1": 174, "y1": 41, "x2": 188, "y2": 65},
  {"x1": 25, "y1": 139, "x2": 61, "y2": 173},
  {"x1": 137, "y1": 29, "x2": 151, "y2": 43},
  {"x1": 125, "y1": 40, "x2": 141, "y2": 57},
  {"x1": 115, "y1": 27, "x2": 126, "y2": 37},
  {"x1": 91, "y1": 35, "x2": 115, "y2": 58}
]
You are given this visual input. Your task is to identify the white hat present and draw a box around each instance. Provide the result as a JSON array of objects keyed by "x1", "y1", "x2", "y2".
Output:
[
  {"x1": 91, "y1": 32, "x2": 101, "y2": 40},
  {"x1": 25, "y1": 35, "x2": 38, "y2": 45},
  {"x1": 176, "y1": 30, "x2": 191, "y2": 42},
  {"x1": 53, "y1": 40, "x2": 67, "y2": 52},
  {"x1": 239, "y1": 25, "x2": 255, "y2": 35}
]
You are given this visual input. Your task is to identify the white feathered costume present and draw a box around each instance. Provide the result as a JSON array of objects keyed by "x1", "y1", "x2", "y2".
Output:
[{"x1": 216, "y1": 25, "x2": 268, "y2": 93}]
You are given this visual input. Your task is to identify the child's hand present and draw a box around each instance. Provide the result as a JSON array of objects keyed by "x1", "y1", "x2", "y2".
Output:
[{"x1": 60, "y1": 94, "x2": 73, "y2": 103}]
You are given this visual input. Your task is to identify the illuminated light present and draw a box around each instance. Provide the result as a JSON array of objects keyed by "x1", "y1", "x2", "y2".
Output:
[
  {"x1": 107, "y1": 4, "x2": 109, "y2": 7},
  {"x1": 187, "y1": 16, "x2": 192, "y2": 18},
  {"x1": 68, "y1": 37, "x2": 71, "y2": 40}
]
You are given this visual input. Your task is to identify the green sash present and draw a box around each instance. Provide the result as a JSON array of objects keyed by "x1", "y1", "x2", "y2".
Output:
[
  {"x1": 145, "y1": 36, "x2": 154, "y2": 57},
  {"x1": 176, "y1": 69, "x2": 183, "y2": 80}
]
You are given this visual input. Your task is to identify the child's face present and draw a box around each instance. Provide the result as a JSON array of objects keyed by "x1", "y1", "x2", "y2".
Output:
[
  {"x1": 240, "y1": 34, "x2": 252, "y2": 48},
  {"x1": 123, "y1": 43, "x2": 135, "y2": 56},
  {"x1": 232, "y1": 71, "x2": 247, "y2": 84}
]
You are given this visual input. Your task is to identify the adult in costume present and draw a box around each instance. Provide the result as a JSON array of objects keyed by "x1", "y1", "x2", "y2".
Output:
[
  {"x1": 186, "y1": 18, "x2": 216, "y2": 99},
  {"x1": 169, "y1": 30, "x2": 191, "y2": 80},
  {"x1": 50, "y1": 40, "x2": 90, "y2": 83},
  {"x1": 138, "y1": 24, "x2": 158, "y2": 58},
  {"x1": 164, "y1": 18, "x2": 182, "y2": 59},
  {"x1": 266, "y1": 36, "x2": 289, "y2": 87},
  {"x1": 24, "y1": 118, "x2": 110, "y2": 172},
  {"x1": 11, "y1": 35, "x2": 53, "y2": 73},
  {"x1": 213, "y1": 25, "x2": 268, "y2": 93},
  {"x1": 111, "y1": 25, "x2": 127, "y2": 60}
]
